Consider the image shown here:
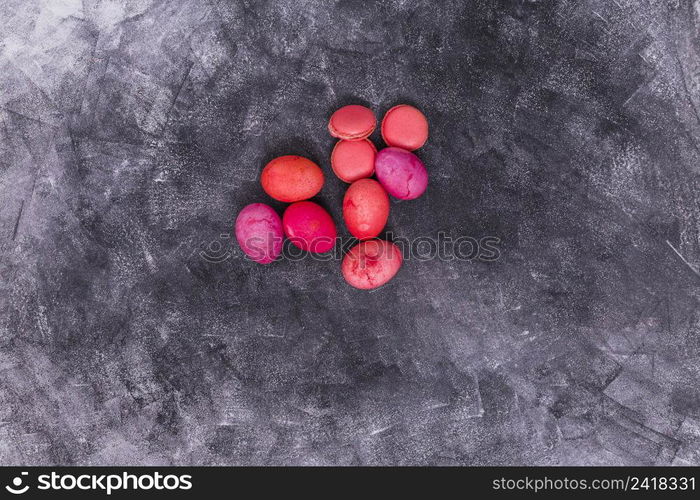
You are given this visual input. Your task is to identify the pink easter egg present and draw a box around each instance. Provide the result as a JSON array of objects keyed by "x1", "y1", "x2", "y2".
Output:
[
  {"x1": 374, "y1": 147, "x2": 428, "y2": 200},
  {"x1": 235, "y1": 203, "x2": 284, "y2": 264}
]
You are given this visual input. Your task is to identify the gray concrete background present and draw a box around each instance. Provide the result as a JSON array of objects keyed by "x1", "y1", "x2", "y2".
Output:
[{"x1": 0, "y1": 0, "x2": 699, "y2": 465}]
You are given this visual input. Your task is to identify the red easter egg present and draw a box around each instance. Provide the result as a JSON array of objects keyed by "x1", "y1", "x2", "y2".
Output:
[
  {"x1": 341, "y1": 239, "x2": 402, "y2": 290},
  {"x1": 343, "y1": 179, "x2": 389, "y2": 240},
  {"x1": 283, "y1": 201, "x2": 337, "y2": 253},
  {"x1": 261, "y1": 155, "x2": 324, "y2": 202}
]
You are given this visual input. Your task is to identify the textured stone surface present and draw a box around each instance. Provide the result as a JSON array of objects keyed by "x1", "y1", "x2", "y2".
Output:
[{"x1": 0, "y1": 0, "x2": 699, "y2": 465}]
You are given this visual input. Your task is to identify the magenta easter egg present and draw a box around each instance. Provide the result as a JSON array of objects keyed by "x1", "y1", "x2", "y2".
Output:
[
  {"x1": 235, "y1": 203, "x2": 284, "y2": 264},
  {"x1": 374, "y1": 147, "x2": 428, "y2": 200},
  {"x1": 283, "y1": 201, "x2": 337, "y2": 253}
]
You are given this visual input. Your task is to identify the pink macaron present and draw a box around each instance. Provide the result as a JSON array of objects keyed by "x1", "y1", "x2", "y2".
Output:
[
  {"x1": 331, "y1": 138, "x2": 377, "y2": 183},
  {"x1": 328, "y1": 105, "x2": 376, "y2": 141},
  {"x1": 381, "y1": 104, "x2": 429, "y2": 151}
]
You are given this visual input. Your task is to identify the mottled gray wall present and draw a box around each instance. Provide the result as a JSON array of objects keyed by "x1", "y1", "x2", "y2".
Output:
[{"x1": 0, "y1": 0, "x2": 699, "y2": 465}]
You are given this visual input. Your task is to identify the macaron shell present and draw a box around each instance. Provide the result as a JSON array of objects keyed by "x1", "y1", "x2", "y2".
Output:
[
  {"x1": 283, "y1": 201, "x2": 337, "y2": 253},
  {"x1": 381, "y1": 104, "x2": 429, "y2": 151},
  {"x1": 328, "y1": 105, "x2": 376, "y2": 140},
  {"x1": 261, "y1": 155, "x2": 324, "y2": 202},
  {"x1": 331, "y1": 139, "x2": 377, "y2": 183}
]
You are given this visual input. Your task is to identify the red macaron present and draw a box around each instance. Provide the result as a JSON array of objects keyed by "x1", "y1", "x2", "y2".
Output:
[
  {"x1": 328, "y1": 105, "x2": 376, "y2": 141},
  {"x1": 330, "y1": 138, "x2": 377, "y2": 183},
  {"x1": 381, "y1": 104, "x2": 429, "y2": 151}
]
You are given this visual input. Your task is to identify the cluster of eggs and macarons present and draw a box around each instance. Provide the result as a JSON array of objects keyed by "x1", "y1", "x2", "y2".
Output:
[{"x1": 235, "y1": 103, "x2": 429, "y2": 289}]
